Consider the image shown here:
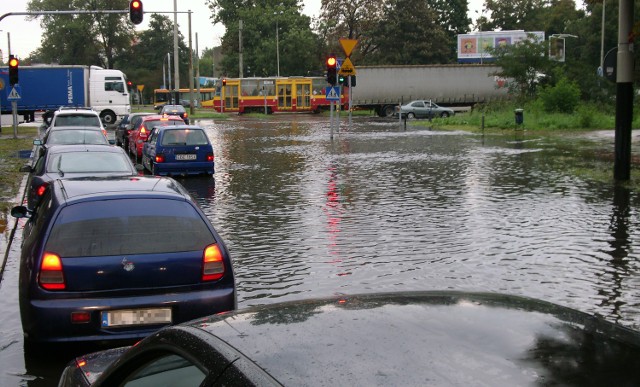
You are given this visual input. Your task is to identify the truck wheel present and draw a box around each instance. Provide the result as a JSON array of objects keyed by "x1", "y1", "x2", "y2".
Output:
[
  {"x1": 100, "y1": 111, "x2": 117, "y2": 126},
  {"x1": 381, "y1": 105, "x2": 395, "y2": 117}
]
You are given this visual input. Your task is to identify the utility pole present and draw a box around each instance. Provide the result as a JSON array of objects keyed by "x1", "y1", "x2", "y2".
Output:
[
  {"x1": 614, "y1": 0, "x2": 634, "y2": 180},
  {"x1": 239, "y1": 20, "x2": 243, "y2": 78},
  {"x1": 196, "y1": 33, "x2": 201, "y2": 108},
  {"x1": 188, "y1": 10, "x2": 194, "y2": 115},
  {"x1": 173, "y1": 0, "x2": 180, "y2": 104}
]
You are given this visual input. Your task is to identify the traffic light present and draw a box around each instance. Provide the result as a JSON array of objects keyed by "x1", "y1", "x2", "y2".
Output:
[
  {"x1": 222, "y1": 78, "x2": 227, "y2": 86},
  {"x1": 338, "y1": 74, "x2": 345, "y2": 86},
  {"x1": 326, "y1": 55, "x2": 337, "y2": 85},
  {"x1": 129, "y1": 0, "x2": 143, "y2": 25},
  {"x1": 8, "y1": 55, "x2": 19, "y2": 86},
  {"x1": 127, "y1": 80, "x2": 133, "y2": 90}
]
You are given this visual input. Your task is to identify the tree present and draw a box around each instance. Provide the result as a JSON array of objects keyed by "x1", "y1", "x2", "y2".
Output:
[
  {"x1": 318, "y1": 0, "x2": 385, "y2": 62},
  {"x1": 487, "y1": 34, "x2": 549, "y2": 99},
  {"x1": 114, "y1": 14, "x2": 191, "y2": 96},
  {"x1": 366, "y1": 0, "x2": 451, "y2": 64},
  {"x1": 482, "y1": 0, "x2": 548, "y2": 32},
  {"x1": 27, "y1": 0, "x2": 135, "y2": 68},
  {"x1": 207, "y1": 0, "x2": 322, "y2": 77},
  {"x1": 427, "y1": 0, "x2": 471, "y2": 60}
]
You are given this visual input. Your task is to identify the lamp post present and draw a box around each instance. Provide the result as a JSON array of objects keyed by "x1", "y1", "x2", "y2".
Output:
[{"x1": 274, "y1": 4, "x2": 283, "y2": 77}]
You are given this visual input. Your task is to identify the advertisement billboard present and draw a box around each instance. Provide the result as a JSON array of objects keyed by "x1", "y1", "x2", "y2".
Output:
[{"x1": 457, "y1": 30, "x2": 545, "y2": 64}]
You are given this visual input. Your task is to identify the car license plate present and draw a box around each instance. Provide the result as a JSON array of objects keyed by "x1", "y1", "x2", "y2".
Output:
[
  {"x1": 176, "y1": 154, "x2": 197, "y2": 160},
  {"x1": 101, "y1": 308, "x2": 172, "y2": 327}
]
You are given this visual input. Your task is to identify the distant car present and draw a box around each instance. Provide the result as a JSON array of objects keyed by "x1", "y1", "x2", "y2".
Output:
[
  {"x1": 396, "y1": 100, "x2": 454, "y2": 119},
  {"x1": 160, "y1": 104, "x2": 189, "y2": 124},
  {"x1": 38, "y1": 126, "x2": 109, "y2": 147},
  {"x1": 57, "y1": 291, "x2": 640, "y2": 386},
  {"x1": 127, "y1": 115, "x2": 184, "y2": 158},
  {"x1": 10, "y1": 176, "x2": 236, "y2": 345},
  {"x1": 142, "y1": 125, "x2": 214, "y2": 176},
  {"x1": 21, "y1": 144, "x2": 137, "y2": 210},
  {"x1": 115, "y1": 112, "x2": 154, "y2": 148}
]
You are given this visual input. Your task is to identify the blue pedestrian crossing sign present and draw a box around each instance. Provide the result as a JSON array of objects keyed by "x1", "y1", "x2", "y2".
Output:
[
  {"x1": 326, "y1": 86, "x2": 340, "y2": 101},
  {"x1": 7, "y1": 85, "x2": 22, "y2": 101}
]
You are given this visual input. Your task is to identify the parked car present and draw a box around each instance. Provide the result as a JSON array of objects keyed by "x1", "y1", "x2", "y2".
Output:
[
  {"x1": 142, "y1": 125, "x2": 214, "y2": 176},
  {"x1": 127, "y1": 115, "x2": 184, "y2": 158},
  {"x1": 160, "y1": 104, "x2": 189, "y2": 124},
  {"x1": 10, "y1": 175, "x2": 236, "y2": 345},
  {"x1": 395, "y1": 100, "x2": 455, "y2": 119},
  {"x1": 115, "y1": 112, "x2": 154, "y2": 148},
  {"x1": 37, "y1": 126, "x2": 109, "y2": 147},
  {"x1": 57, "y1": 291, "x2": 640, "y2": 386},
  {"x1": 21, "y1": 145, "x2": 137, "y2": 210}
]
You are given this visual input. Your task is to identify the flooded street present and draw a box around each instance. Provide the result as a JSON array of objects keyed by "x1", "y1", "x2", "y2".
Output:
[{"x1": 2, "y1": 114, "x2": 640, "y2": 385}]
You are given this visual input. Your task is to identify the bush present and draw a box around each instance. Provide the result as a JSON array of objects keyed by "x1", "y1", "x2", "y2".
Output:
[{"x1": 539, "y1": 77, "x2": 581, "y2": 113}]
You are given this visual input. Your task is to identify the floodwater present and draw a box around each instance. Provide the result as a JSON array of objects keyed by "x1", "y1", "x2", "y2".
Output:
[{"x1": 1, "y1": 114, "x2": 640, "y2": 385}]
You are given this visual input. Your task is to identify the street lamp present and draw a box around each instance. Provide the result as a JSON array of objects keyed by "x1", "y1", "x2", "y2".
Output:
[{"x1": 274, "y1": 4, "x2": 283, "y2": 77}]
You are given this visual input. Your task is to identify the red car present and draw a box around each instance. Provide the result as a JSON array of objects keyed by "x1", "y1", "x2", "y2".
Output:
[{"x1": 127, "y1": 115, "x2": 184, "y2": 158}]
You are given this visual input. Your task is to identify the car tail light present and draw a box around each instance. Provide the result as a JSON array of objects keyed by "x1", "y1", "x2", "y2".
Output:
[
  {"x1": 206, "y1": 153, "x2": 214, "y2": 162},
  {"x1": 102, "y1": 129, "x2": 108, "y2": 138},
  {"x1": 155, "y1": 154, "x2": 165, "y2": 163},
  {"x1": 184, "y1": 112, "x2": 188, "y2": 118},
  {"x1": 202, "y1": 244, "x2": 225, "y2": 281},
  {"x1": 36, "y1": 183, "x2": 49, "y2": 197},
  {"x1": 71, "y1": 311, "x2": 91, "y2": 323},
  {"x1": 39, "y1": 252, "x2": 66, "y2": 290}
]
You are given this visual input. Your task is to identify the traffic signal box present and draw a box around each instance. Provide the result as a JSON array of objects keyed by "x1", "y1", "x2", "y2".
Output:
[
  {"x1": 326, "y1": 55, "x2": 337, "y2": 85},
  {"x1": 8, "y1": 55, "x2": 19, "y2": 86},
  {"x1": 129, "y1": 0, "x2": 143, "y2": 25}
]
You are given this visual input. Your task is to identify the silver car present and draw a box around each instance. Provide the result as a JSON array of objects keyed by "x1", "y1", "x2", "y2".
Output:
[{"x1": 397, "y1": 100, "x2": 454, "y2": 119}]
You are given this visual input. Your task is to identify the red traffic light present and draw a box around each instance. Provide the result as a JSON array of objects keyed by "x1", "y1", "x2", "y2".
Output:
[
  {"x1": 129, "y1": 0, "x2": 143, "y2": 25},
  {"x1": 222, "y1": 79, "x2": 227, "y2": 86},
  {"x1": 326, "y1": 56, "x2": 337, "y2": 68}
]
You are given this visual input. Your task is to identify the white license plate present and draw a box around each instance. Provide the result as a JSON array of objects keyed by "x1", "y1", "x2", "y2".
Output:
[
  {"x1": 102, "y1": 308, "x2": 172, "y2": 327},
  {"x1": 176, "y1": 154, "x2": 197, "y2": 160}
]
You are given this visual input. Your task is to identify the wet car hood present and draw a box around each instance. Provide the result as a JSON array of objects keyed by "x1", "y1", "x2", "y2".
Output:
[{"x1": 190, "y1": 291, "x2": 640, "y2": 386}]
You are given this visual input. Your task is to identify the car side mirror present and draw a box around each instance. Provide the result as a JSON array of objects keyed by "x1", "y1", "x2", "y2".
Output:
[
  {"x1": 20, "y1": 164, "x2": 33, "y2": 173},
  {"x1": 11, "y1": 206, "x2": 32, "y2": 219}
]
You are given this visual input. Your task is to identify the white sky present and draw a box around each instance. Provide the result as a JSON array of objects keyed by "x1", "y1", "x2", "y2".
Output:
[{"x1": 1, "y1": 0, "x2": 484, "y2": 61}]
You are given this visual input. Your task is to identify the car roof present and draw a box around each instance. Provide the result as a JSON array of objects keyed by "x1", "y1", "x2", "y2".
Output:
[
  {"x1": 154, "y1": 125, "x2": 204, "y2": 132},
  {"x1": 181, "y1": 291, "x2": 640, "y2": 385},
  {"x1": 162, "y1": 104, "x2": 185, "y2": 109},
  {"x1": 43, "y1": 144, "x2": 125, "y2": 154},
  {"x1": 47, "y1": 125, "x2": 105, "y2": 131},
  {"x1": 140, "y1": 114, "x2": 184, "y2": 121},
  {"x1": 55, "y1": 176, "x2": 191, "y2": 203}
]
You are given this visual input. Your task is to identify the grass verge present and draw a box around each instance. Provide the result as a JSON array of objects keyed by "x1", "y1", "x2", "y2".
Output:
[{"x1": 0, "y1": 127, "x2": 38, "y2": 212}]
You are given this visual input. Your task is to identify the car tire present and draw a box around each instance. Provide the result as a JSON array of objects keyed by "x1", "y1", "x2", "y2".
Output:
[
  {"x1": 407, "y1": 112, "x2": 416, "y2": 119},
  {"x1": 441, "y1": 112, "x2": 450, "y2": 118}
]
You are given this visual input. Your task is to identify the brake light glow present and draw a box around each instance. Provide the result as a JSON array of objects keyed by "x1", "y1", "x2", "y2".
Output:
[
  {"x1": 206, "y1": 153, "x2": 214, "y2": 162},
  {"x1": 155, "y1": 154, "x2": 165, "y2": 163},
  {"x1": 202, "y1": 244, "x2": 225, "y2": 281},
  {"x1": 36, "y1": 183, "x2": 49, "y2": 197},
  {"x1": 184, "y1": 112, "x2": 188, "y2": 118},
  {"x1": 39, "y1": 252, "x2": 66, "y2": 290}
]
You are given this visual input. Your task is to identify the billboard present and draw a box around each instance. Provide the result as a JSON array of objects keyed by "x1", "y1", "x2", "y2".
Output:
[{"x1": 457, "y1": 30, "x2": 545, "y2": 64}]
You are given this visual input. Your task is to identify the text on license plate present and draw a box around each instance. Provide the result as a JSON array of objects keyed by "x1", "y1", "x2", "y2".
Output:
[
  {"x1": 102, "y1": 308, "x2": 172, "y2": 327},
  {"x1": 175, "y1": 154, "x2": 197, "y2": 160}
]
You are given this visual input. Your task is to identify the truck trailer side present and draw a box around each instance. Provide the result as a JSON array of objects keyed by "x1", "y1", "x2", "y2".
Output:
[{"x1": 350, "y1": 64, "x2": 509, "y2": 117}]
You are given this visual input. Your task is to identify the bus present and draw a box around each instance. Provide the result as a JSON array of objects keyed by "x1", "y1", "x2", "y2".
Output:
[{"x1": 199, "y1": 76, "x2": 348, "y2": 114}]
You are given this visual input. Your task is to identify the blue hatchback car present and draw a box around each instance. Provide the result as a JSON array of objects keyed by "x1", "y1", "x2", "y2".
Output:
[
  {"x1": 11, "y1": 176, "x2": 236, "y2": 345},
  {"x1": 141, "y1": 125, "x2": 214, "y2": 176}
]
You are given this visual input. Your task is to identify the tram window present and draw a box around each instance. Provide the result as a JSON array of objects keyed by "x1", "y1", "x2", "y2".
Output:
[{"x1": 242, "y1": 80, "x2": 258, "y2": 96}]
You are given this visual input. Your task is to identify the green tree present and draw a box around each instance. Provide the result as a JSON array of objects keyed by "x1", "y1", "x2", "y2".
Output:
[
  {"x1": 207, "y1": 0, "x2": 321, "y2": 77},
  {"x1": 427, "y1": 0, "x2": 471, "y2": 60},
  {"x1": 487, "y1": 34, "x2": 549, "y2": 99},
  {"x1": 482, "y1": 0, "x2": 548, "y2": 32},
  {"x1": 27, "y1": 0, "x2": 134, "y2": 68},
  {"x1": 114, "y1": 14, "x2": 191, "y2": 97},
  {"x1": 366, "y1": 0, "x2": 451, "y2": 64}
]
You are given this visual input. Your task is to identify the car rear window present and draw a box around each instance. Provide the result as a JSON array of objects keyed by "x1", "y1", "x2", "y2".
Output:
[
  {"x1": 46, "y1": 152, "x2": 132, "y2": 173},
  {"x1": 46, "y1": 199, "x2": 215, "y2": 257},
  {"x1": 143, "y1": 119, "x2": 183, "y2": 130},
  {"x1": 162, "y1": 129, "x2": 209, "y2": 146},
  {"x1": 54, "y1": 115, "x2": 101, "y2": 127},
  {"x1": 47, "y1": 130, "x2": 108, "y2": 145}
]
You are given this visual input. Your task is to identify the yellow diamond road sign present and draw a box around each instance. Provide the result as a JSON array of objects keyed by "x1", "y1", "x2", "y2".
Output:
[
  {"x1": 339, "y1": 57, "x2": 356, "y2": 76},
  {"x1": 339, "y1": 38, "x2": 358, "y2": 57}
]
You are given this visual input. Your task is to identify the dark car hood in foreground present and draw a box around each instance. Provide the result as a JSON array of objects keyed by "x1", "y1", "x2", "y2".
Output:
[{"x1": 74, "y1": 291, "x2": 640, "y2": 386}]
